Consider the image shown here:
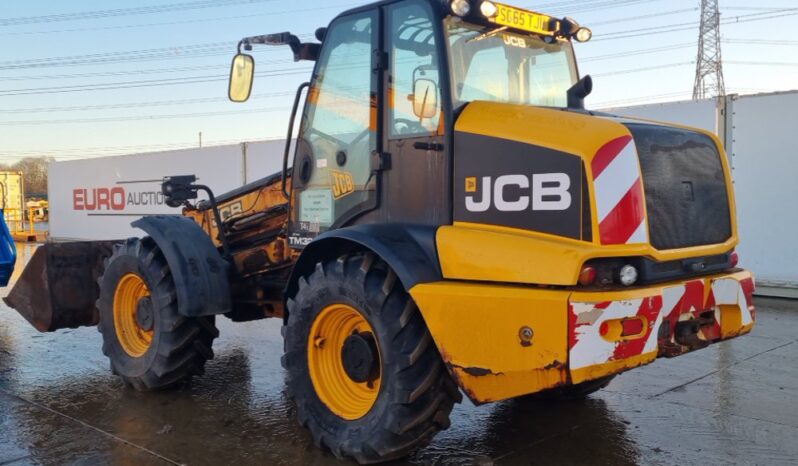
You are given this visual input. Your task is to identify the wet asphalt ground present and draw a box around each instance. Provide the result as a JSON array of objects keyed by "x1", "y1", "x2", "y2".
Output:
[{"x1": 1, "y1": 244, "x2": 797, "y2": 466}]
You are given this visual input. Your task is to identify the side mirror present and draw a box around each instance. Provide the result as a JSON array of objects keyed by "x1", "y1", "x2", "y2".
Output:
[
  {"x1": 229, "y1": 54, "x2": 255, "y2": 103},
  {"x1": 411, "y1": 79, "x2": 439, "y2": 120}
]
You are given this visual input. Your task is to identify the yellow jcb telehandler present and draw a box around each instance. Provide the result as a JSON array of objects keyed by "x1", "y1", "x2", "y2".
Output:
[{"x1": 6, "y1": 1, "x2": 756, "y2": 463}]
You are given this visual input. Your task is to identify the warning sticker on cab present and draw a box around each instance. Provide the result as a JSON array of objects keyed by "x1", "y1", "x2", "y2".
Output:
[{"x1": 299, "y1": 189, "x2": 333, "y2": 226}]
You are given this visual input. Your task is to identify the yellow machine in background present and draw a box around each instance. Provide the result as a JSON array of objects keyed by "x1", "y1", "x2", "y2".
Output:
[{"x1": 26, "y1": 199, "x2": 49, "y2": 222}]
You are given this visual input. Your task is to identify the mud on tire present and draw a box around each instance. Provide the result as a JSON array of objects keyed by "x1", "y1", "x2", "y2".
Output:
[
  {"x1": 283, "y1": 253, "x2": 462, "y2": 464},
  {"x1": 97, "y1": 237, "x2": 219, "y2": 391}
]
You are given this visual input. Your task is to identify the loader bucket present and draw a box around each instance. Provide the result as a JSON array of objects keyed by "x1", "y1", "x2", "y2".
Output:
[{"x1": 3, "y1": 241, "x2": 116, "y2": 332}]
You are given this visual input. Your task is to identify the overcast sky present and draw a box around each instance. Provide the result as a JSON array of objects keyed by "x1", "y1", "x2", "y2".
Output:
[{"x1": 0, "y1": 0, "x2": 796, "y2": 163}]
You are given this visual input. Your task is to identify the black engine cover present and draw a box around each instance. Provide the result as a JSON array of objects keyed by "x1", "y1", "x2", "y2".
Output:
[{"x1": 625, "y1": 123, "x2": 731, "y2": 250}]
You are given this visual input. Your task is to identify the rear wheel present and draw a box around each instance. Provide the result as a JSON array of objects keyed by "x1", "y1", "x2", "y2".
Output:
[
  {"x1": 283, "y1": 253, "x2": 461, "y2": 464},
  {"x1": 97, "y1": 238, "x2": 219, "y2": 391}
]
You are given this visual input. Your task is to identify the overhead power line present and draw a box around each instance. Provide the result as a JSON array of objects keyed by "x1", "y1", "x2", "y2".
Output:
[
  {"x1": 531, "y1": 0, "x2": 663, "y2": 16},
  {"x1": 0, "y1": 0, "x2": 280, "y2": 27},
  {"x1": 8, "y1": 3, "x2": 788, "y2": 73},
  {"x1": 593, "y1": 61, "x2": 693, "y2": 78},
  {"x1": 723, "y1": 38, "x2": 798, "y2": 46},
  {"x1": 0, "y1": 2, "x2": 360, "y2": 36},
  {"x1": 581, "y1": 42, "x2": 694, "y2": 62},
  {"x1": 0, "y1": 36, "x2": 318, "y2": 70},
  {"x1": 727, "y1": 60, "x2": 798, "y2": 67},
  {"x1": 0, "y1": 91, "x2": 298, "y2": 114},
  {"x1": 0, "y1": 60, "x2": 298, "y2": 82},
  {"x1": 0, "y1": 69, "x2": 312, "y2": 97},
  {"x1": 590, "y1": 8, "x2": 697, "y2": 26},
  {"x1": 594, "y1": 91, "x2": 695, "y2": 108},
  {"x1": 593, "y1": 7, "x2": 798, "y2": 41},
  {"x1": 0, "y1": 136, "x2": 282, "y2": 160},
  {"x1": 0, "y1": 107, "x2": 290, "y2": 126}
]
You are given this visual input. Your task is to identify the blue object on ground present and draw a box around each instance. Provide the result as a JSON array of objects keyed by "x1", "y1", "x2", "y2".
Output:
[{"x1": 0, "y1": 209, "x2": 17, "y2": 287}]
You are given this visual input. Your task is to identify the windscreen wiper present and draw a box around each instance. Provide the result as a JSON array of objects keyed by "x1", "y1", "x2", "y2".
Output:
[{"x1": 466, "y1": 26, "x2": 508, "y2": 44}]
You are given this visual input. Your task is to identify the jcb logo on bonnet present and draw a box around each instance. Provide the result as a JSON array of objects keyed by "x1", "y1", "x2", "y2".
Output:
[{"x1": 465, "y1": 174, "x2": 572, "y2": 213}]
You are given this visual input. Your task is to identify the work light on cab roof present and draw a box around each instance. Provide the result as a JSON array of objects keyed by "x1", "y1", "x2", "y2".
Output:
[{"x1": 450, "y1": 0, "x2": 592, "y2": 42}]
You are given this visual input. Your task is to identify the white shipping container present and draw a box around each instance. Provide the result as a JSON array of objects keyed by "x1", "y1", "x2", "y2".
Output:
[
  {"x1": 48, "y1": 141, "x2": 285, "y2": 241},
  {"x1": 244, "y1": 139, "x2": 295, "y2": 182},
  {"x1": 601, "y1": 98, "x2": 720, "y2": 136},
  {"x1": 727, "y1": 92, "x2": 798, "y2": 296}
]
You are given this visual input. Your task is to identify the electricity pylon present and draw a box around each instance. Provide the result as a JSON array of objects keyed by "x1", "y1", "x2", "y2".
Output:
[{"x1": 693, "y1": 0, "x2": 726, "y2": 100}]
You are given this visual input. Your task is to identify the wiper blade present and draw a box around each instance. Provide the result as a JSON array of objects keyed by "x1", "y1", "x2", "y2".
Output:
[{"x1": 466, "y1": 26, "x2": 508, "y2": 44}]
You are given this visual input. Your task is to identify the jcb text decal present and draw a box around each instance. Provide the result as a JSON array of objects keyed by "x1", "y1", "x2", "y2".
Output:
[
  {"x1": 330, "y1": 170, "x2": 355, "y2": 200},
  {"x1": 465, "y1": 174, "x2": 572, "y2": 213},
  {"x1": 454, "y1": 132, "x2": 583, "y2": 239}
]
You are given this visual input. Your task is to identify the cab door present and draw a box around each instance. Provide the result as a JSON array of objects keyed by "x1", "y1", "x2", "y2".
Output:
[
  {"x1": 381, "y1": 0, "x2": 449, "y2": 225},
  {"x1": 288, "y1": 10, "x2": 380, "y2": 247}
]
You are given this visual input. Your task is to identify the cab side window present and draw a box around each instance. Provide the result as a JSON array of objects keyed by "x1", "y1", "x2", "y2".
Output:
[
  {"x1": 295, "y1": 13, "x2": 376, "y2": 231},
  {"x1": 389, "y1": 1, "x2": 441, "y2": 138}
]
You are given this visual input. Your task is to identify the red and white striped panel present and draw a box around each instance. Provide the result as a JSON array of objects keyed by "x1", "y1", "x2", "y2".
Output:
[
  {"x1": 712, "y1": 276, "x2": 756, "y2": 326},
  {"x1": 568, "y1": 274, "x2": 756, "y2": 373},
  {"x1": 592, "y1": 136, "x2": 648, "y2": 245},
  {"x1": 569, "y1": 297, "x2": 662, "y2": 370}
]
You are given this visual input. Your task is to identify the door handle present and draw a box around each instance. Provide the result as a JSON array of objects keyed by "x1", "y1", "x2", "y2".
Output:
[{"x1": 413, "y1": 142, "x2": 444, "y2": 152}]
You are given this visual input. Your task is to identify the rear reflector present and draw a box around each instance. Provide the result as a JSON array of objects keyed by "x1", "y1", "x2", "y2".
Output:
[
  {"x1": 600, "y1": 317, "x2": 647, "y2": 341},
  {"x1": 621, "y1": 318, "x2": 645, "y2": 337}
]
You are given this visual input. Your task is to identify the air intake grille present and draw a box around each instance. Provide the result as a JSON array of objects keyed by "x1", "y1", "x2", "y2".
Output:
[{"x1": 625, "y1": 123, "x2": 731, "y2": 250}]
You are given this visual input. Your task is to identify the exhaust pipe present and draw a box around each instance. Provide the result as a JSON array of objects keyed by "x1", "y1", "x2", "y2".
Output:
[{"x1": 4, "y1": 241, "x2": 116, "y2": 332}]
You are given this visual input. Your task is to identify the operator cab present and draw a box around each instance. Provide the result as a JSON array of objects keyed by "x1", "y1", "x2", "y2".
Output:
[{"x1": 228, "y1": 0, "x2": 593, "y2": 248}]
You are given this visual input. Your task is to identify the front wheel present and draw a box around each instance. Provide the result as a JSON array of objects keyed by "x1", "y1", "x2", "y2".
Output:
[
  {"x1": 97, "y1": 238, "x2": 219, "y2": 391},
  {"x1": 283, "y1": 253, "x2": 461, "y2": 464}
]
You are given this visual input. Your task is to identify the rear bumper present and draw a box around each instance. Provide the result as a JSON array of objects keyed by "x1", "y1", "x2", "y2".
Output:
[
  {"x1": 568, "y1": 270, "x2": 755, "y2": 384},
  {"x1": 410, "y1": 270, "x2": 755, "y2": 404}
]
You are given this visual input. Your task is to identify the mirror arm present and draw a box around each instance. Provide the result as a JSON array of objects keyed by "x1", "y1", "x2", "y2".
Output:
[
  {"x1": 239, "y1": 33, "x2": 318, "y2": 62},
  {"x1": 282, "y1": 82, "x2": 311, "y2": 200},
  {"x1": 292, "y1": 43, "x2": 320, "y2": 62}
]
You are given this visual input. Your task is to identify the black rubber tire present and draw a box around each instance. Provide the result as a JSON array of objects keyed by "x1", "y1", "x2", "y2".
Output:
[
  {"x1": 97, "y1": 237, "x2": 219, "y2": 391},
  {"x1": 520, "y1": 376, "x2": 615, "y2": 402},
  {"x1": 283, "y1": 253, "x2": 462, "y2": 464}
]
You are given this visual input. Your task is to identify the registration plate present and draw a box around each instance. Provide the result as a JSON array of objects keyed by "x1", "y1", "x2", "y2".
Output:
[{"x1": 492, "y1": 4, "x2": 557, "y2": 36}]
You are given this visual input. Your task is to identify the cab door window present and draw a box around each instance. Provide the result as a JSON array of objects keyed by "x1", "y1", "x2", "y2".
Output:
[
  {"x1": 388, "y1": 1, "x2": 441, "y2": 138},
  {"x1": 293, "y1": 12, "x2": 377, "y2": 235}
]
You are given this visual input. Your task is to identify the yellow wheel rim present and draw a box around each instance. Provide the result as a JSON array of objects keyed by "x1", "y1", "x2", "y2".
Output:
[
  {"x1": 307, "y1": 304, "x2": 382, "y2": 420},
  {"x1": 113, "y1": 273, "x2": 153, "y2": 358}
]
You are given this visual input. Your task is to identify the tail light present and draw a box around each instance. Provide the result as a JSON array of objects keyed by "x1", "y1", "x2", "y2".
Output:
[
  {"x1": 730, "y1": 251, "x2": 739, "y2": 268},
  {"x1": 578, "y1": 266, "x2": 597, "y2": 286}
]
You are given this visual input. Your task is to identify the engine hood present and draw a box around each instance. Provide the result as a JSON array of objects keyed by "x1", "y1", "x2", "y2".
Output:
[{"x1": 452, "y1": 101, "x2": 732, "y2": 247}]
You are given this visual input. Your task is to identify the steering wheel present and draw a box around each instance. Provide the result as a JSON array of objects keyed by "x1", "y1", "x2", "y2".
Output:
[{"x1": 393, "y1": 118, "x2": 427, "y2": 136}]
